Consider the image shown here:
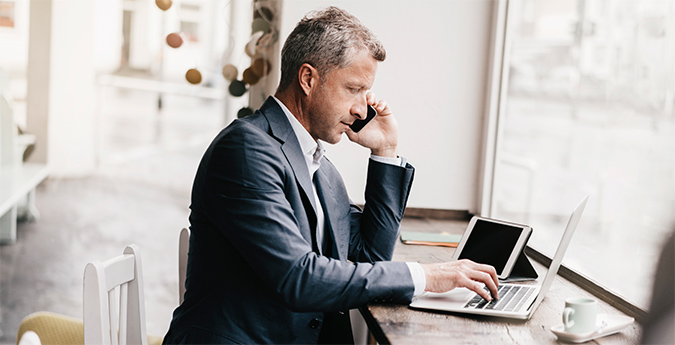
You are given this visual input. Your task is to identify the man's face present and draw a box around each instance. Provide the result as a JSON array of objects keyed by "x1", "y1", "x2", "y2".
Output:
[{"x1": 305, "y1": 49, "x2": 378, "y2": 144}]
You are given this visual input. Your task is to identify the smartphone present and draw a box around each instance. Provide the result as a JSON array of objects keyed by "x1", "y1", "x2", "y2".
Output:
[{"x1": 350, "y1": 105, "x2": 377, "y2": 133}]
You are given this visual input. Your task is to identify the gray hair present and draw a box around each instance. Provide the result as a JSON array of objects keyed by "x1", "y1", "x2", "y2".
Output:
[{"x1": 277, "y1": 6, "x2": 386, "y2": 91}]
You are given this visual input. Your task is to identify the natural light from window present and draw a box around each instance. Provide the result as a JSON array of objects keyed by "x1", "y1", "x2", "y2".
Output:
[{"x1": 492, "y1": 0, "x2": 675, "y2": 309}]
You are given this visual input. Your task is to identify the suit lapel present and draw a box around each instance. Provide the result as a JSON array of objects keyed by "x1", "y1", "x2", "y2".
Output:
[
  {"x1": 315, "y1": 165, "x2": 346, "y2": 260},
  {"x1": 260, "y1": 97, "x2": 318, "y2": 216},
  {"x1": 259, "y1": 98, "x2": 320, "y2": 254},
  {"x1": 282, "y1": 140, "x2": 317, "y2": 214}
]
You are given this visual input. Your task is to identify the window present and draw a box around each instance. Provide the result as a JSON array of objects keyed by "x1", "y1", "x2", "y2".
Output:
[
  {"x1": 491, "y1": 0, "x2": 675, "y2": 309},
  {"x1": 180, "y1": 21, "x2": 199, "y2": 42},
  {"x1": 179, "y1": 2, "x2": 202, "y2": 42},
  {"x1": 0, "y1": 0, "x2": 16, "y2": 28}
]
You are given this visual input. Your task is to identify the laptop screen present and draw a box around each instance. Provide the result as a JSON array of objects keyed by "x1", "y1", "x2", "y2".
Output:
[{"x1": 457, "y1": 219, "x2": 523, "y2": 273}]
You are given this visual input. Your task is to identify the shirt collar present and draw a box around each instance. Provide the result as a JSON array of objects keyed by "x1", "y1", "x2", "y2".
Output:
[{"x1": 271, "y1": 96, "x2": 325, "y2": 175}]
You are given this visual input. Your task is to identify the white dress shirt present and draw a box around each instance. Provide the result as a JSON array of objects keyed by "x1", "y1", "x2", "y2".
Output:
[{"x1": 271, "y1": 96, "x2": 426, "y2": 297}]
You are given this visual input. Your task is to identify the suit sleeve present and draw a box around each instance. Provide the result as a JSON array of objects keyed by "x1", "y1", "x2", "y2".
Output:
[
  {"x1": 348, "y1": 159, "x2": 415, "y2": 263},
  {"x1": 197, "y1": 123, "x2": 414, "y2": 313}
]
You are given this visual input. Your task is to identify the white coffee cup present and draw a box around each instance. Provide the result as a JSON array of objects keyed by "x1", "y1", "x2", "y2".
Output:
[{"x1": 562, "y1": 297, "x2": 598, "y2": 334}]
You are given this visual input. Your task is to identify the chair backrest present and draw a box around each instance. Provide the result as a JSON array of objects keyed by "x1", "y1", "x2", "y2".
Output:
[
  {"x1": 83, "y1": 244, "x2": 148, "y2": 345},
  {"x1": 178, "y1": 228, "x2": 190, "y2": 304}
]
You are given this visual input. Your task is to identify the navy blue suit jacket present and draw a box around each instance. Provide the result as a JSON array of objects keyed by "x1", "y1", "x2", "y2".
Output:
[{"x1": 163, "y1": 97, "x2": 416, "y2": 344}]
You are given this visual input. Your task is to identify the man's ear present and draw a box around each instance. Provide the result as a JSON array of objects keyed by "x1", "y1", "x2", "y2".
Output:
[{"x1": 298, "y1": 63, "x2": 318, "y2": 96}]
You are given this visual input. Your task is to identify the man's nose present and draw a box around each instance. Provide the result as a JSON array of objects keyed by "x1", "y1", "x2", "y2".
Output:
[{"x1": 352, "y1": 103, "x2": 367, "y2": 120}]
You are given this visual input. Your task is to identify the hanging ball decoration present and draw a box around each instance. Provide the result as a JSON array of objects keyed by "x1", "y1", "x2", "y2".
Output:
[
  {"x1": 242, "y1": 67, "x2": 261, "y2": 85},
  {"x1": 228, "y1": 80, "x2": 247, "y2": 97},
  {"x1": 237, "y1": 107, "x2": 254, "y2": 118},
  {"x1": 254, "y1": 6, "x2": 274, "y2": 21},
  {"x1": 185, "y1": 68, "x2": 202, "y2": 84},
  {"x1": 258, "y1": 30, "x2": 279, "y2": 47},
  {"x1": 166, "y1": 33, "x2": 183, "y2": 48},
  {"x1": 245, "y1": 31, "x2": 264, "y2": 57},
  {"x1": 251, "y1": 58, "x2": 271, "y2": 77},
  {"x1": 155, "y1": 0, "x2": 172, "y2": 11},
  {"x1": 221, "y1": 64, "x2": 238, "y2": 82},
  {"x1": 244, "y1": 41, "x2": 256, "y2": 57},
  {"x1": 252, "y1": 17, "x2": 271, "y2": 34}
]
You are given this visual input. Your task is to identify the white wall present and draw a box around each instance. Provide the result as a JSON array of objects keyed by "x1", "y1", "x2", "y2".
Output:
[
  {"x1": 278, "y1": 0, "x2": 495, "y2": 211},
  {"x1": 94, "y1": 0, "x2": 122, "y2": 72},
  {"x1": 25, "y1": 0, "x2": 120, "y2": 176}
]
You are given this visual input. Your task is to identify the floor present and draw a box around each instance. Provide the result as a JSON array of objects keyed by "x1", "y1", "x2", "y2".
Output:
[{"x1": 0, "y1": 87, "x2": 226, "y2": 344}]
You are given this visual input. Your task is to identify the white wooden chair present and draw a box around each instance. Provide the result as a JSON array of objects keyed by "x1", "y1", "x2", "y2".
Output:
[
  {"x1": 178, "y1": 228, "x2": 190, "y2": 304},
  {"x1": 83, "y1": 244, "x2": 148, "y2": 345}
]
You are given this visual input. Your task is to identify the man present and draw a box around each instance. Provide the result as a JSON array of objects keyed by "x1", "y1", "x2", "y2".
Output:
[{"x1": 163, "y1": 7, "x2": 498, "y2": 344}]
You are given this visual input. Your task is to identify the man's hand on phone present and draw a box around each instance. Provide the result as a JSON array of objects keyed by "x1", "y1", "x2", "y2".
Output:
[{"x1": 346, "y1": 92, "x2": 398, "y2": 158}]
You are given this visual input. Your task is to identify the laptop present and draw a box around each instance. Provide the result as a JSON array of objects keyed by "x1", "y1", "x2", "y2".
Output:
[{"x1": 409, "y1": 195, "x2": 589, "y2": 320}]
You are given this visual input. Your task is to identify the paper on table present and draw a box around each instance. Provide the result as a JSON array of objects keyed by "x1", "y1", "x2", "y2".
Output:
[{"x1": 400, "y1": 231, "x2": 462, "y2": 248}]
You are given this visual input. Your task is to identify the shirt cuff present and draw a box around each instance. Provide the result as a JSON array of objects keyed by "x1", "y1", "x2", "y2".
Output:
[
  {"x1": 370, "y1": 154, "x2": 407, "y2": 167},
  {"x1": 405, "y1": 262, "x2": 426, "y2": 297}
]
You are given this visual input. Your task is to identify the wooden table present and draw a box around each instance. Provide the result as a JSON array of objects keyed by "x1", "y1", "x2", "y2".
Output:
[{"x1": 360, "y1": 217, "x2": 642, "y2": 344}]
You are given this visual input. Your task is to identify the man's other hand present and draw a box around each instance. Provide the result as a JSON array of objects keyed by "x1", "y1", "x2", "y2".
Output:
[{"x1": 421, "y1": 260, "x2": 499, "y2": 301}]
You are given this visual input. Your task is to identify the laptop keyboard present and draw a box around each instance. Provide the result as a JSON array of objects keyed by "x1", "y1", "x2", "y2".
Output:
[{"x1": 463, "y1": 284, "x2": 536, "y2": 312}]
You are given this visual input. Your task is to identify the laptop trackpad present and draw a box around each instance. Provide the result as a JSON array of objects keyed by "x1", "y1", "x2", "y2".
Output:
[{"x1": 411, "y1": 288, "x2": 474, "y2": 309}]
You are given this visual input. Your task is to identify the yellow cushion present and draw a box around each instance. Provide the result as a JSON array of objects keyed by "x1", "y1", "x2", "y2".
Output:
[
  {"x1": 17, "y1": 311, "x2": 164, "y2": 345},
  {"x1": 17, "y1": 311, "x2": 84, "y2": 345},
  {"x1": 147, "y1": 334, "x2": 164, "y2": 345}
]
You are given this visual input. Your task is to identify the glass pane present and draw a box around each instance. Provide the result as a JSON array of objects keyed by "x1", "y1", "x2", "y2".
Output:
[
  {"x1": 180, "y1": 21, "x2": 200, "y2": 42},
  {"x1": 0, "y1": 1, "x2": 15, "y2": 28},
  {"x1": 494, "y1": 0, "x2": 675, "y2": 309}
]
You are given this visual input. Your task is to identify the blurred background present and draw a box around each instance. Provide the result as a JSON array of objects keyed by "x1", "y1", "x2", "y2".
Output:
[{"x1": 0, "y1": 0, "x2": 673, "y2": 343}]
